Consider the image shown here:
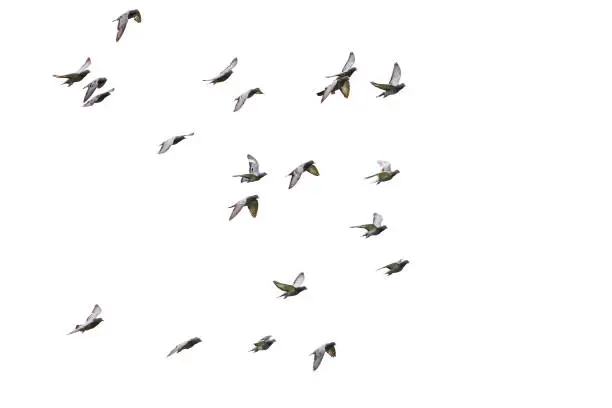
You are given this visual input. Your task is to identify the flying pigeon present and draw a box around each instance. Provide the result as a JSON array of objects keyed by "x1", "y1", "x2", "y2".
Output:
[
  {"x1": 53, "y1": 57, "x2": 91, "y2": 86},
  {"x1": 365, "y1": 160, "x2": 400, "y2": 184},
  {"x1": 317, "y1": 52, "x2": 357, "y2": 102},
  {"x1": 167, "y1": 337, "x2": 202, "y2": 357},
  {"x1": 273, "y1": 272, "x2": 307, "y2": 299},
  {"x1": 228, "y1": 195, "x2": 259, "y2": 221},
  {"x1": 250, "y1": 335, "x2": 276, "y2": 352},
  {"x1": 82, "y1": 78, "x2": 108, "y2": 102},
  {"x1": 371, "y1": 63, "x2": 405, "y2": 98},
  {"x1": 234, "y1": 88, "x2": 263, "y2": 112},
  {"x1": 233, "y1": 154, "x2": 267, "y2": 183},
  {"x1": 287, "y1": 160, "x2": 319, "y2": 189},
  {"x1": 67, "y1": 304, "x2": 103, "y2": 335},
  {"x1": 83, "y1": 88, "x2": 114, "y2": 107},
  {"x1": 158, "y1": 132, "x2": 195, "y2": 154},
  {"x1": 311, "y1": 342, "x2": 336, "y2": 371},
  {"x1": 203, "y1": 57, "x2": 238, "y2": 84},
  {"x1": 351, "y1": 212, "x2": 387, "y2": 238},
  {"x1": 113, "y1": 9, "x2": 142, "y2": 42},
  {"x1": 378, "y1": 259, "x2": 410, "y2": 276}
]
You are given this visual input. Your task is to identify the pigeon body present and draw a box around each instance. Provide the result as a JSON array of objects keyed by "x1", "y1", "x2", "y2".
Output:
[
  {"x1": 204, "y1": 58, "x2": 238, "y2": 84},
  {"x1": 378, "y1": 259, "x2": 410, "y2": 276},
  {"x1": 365, "y1": 160, "x2": 400, "y2": 184},
  {"x1": 287, "y1": 160, "x2": 319, "y2": 189},
  {"x1": 234, "y1": 88, "x2": 263, "y2": 112},
  {"x1": 228, "y1": 195, "x2": 259, "y2": 221},
  {"x1": 233, "y1": 154, "x2": 267, "y2": 183},
  {"x1": 351, "y1": 212, "x2": 387, "y2": 238},
  {"x1": 67, "y1": 304, "x2": 103, "y2": 335},
  {"x1": 114, "y1": 9, "x2": 142, "y2": 42},
  {"x1": 371, "y1": 63, "x2": 405, "y2": 98},
  {"x1": 83, "y1": 88, "x2": 114, "y2": 107},
  {"x1": 167, "y1": 337, "x2": 202, "y2": 357},
  {"x1": 82, "y1": 77, "x2": 108, "y2": 102},
  {"x1": 54, "y1": 57, "x2": 91, "y2": 86},
  {"x1": 158, "y1": 132, "x2": 194, "y2": 154},
  {"x1": 317, "y1": 52, "x2": 356, "y2": 102},
  {"x1": 273, "y1": 272, "x2": 307, "y2": 299},
  {"x1": 250, "y1": 335, "x2": 276, "y2": 352},
  {"x1": 311, "y1": 342, "x2": 336, "y2": 371}
]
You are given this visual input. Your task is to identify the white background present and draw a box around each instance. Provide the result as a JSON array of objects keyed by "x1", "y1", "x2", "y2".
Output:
[{"x1": 1, "y1": 0, "x2": 611, "y2": 407}]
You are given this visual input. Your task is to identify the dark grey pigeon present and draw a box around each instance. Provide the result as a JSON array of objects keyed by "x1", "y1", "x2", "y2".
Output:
[
  {"x1": 378, "y1": 259, "x2": 410, "y2": 275},
  {"x1": 234, "y1": 88, "x2": 263, "y2": 112},
  {"x1": 167, "y1": 337, "x2": 202, "y2": 357},
  {"x1": 351, "y1": 212, "x2": 387, "y2": 238},
  {"x1": 67, "y1": 304, "x2": 103, "y2": 335},
  {"x1": 317, "y1": 52, "x2": 356, "y2": 102},
  {"x1": 250, "y1": 335, "x2": 276, "y2": 352},
  {"x1": 158, "y1": 132, "x2": 195, "y2": 154},
  {"x1": 54, "y1": 57, "x2": 91, "y2": 87},
  {"x1": 287, "y1": 160, "x2": 319, "y2": 189},
  {"x1": 204, "y1": 57, "x2": 238, "y2": 84},
  {"x1": 371, "y1": 63, "x2": 405, "y2": 98},
  {"x1": 83, "y1": 88, "x2": 114, "y2": 107},
  {"x1": 311, "y1": 342, "x2": 336, "y2": 371},
  {"x1": 82, "y1": 77, "x2": 108, "y2": 102}
]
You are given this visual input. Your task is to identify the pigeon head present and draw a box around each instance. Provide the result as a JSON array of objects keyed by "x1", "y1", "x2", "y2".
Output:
[
  {"x1": 399, "y1": 260, "x2": 409, "y2": 266},
  {"x1": 296, "y1": 286, "x2": 307, "y2": 294},
  {"x1": 98, "y1": 78, "x2": 108, "y2": 87},
  {"x1": 259, "y1": 172, "x2": 268, "y2": 179},
  {"x1": 82, "y1": 70, "x2": 91, "y2": 76},
  {"x1": 379, "y1": 226, "x2": 388, "y2": 233},
  {"x1": 345, "y1": 67, "x2": 357, "y2": 76},
  {"x1": 397, "y1": 83, "x2": 406, "y2": 91},
  {"x1": 392, "y1": 170, "x2": 400, "y2": 176},
  {"x1": 254, "y1": 88, "x2": 263, "y2": 95},
  {"x1": 192, "y1": 337, "x2": 202, "y2": 344}
]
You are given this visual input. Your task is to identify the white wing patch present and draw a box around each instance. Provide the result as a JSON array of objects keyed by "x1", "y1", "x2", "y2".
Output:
[
  {"x1": 342, "y1": 52, "x2": 355, "y2": 72},
  {"x1": 293, "y1": 272, "x2": 305, "y2": 287},
  {"x1": 389, "y1": 63, "x2": 401, "y2": 86},
  {"x1": 377, "y1": 160, "x2": 392, "y2": 172},
  {"x1": 373, "y1": 213, "x2": 383, "y2": 227}
]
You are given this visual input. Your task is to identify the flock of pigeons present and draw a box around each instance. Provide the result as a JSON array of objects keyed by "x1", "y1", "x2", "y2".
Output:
[{"x1": 60, "y1": 8, "x2": 408, "y2": 372}]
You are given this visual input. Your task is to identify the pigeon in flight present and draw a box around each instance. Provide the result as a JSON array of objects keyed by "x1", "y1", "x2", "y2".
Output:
[
  {"x1": 274, "y1": 272, "x2": 307, "y2": 299},
  {"x1": 67, "y1": 304, "x2": 103, "y2": 335},
  {"x1": 203, "y1": 58, "x2": 238, "y2": 84},
  {"x1": 371, "y1": 62, "x2": 405, "y2": 98},
  {"x1": 311, "y1": 342, "x2": 336, "y2": 371},
  {"x1": 53, "y1": 57, "x2": 91, "y2": 86},
  {"x1": 82, "y1": 78, "x2": 107, "y2": 102},
  {"x1": 83, "y1": 88, "x2": 114, "y2": 107},
  {"x1": 317, "y1": 52, "x2": 357, "y2": 103},
  {"x1": 228, "y1": 195, "x2": 259, "y2": 221},
  {"x1": 233, "y1": 155, "x2": 267, "y2": 183},
  {"x1": 287, "y1": 160, "x2": 319, "y2": 189},
  {"x1": 167, "y1": 337, "x2": 202, "y2": 358},
  {"x1": 113, "y1": 9, "x2": 142, "y2": 42},
  {"x1": 365, "y1": 160, "x2": 400, "y2": 184},
  {"x1": 378, "y1": 259, "x2": 410, "y2": 276},
  {"x1": 351, "y1": 213, "x2": 387, "y2": 238},
  {"x1": 234, "y1": 88, "x2": 263, "y2": 112},
  {"x1": 158, "y1": 132, "x2": 195, "y2": 154},
  {"x1": 250, "y1": 335, "x2": 276, "y2": 352}
]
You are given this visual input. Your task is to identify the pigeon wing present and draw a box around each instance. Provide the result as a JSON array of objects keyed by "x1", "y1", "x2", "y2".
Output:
[
  {"x1": 288, "y1": 170, "x2": 303, "y2": 189},
  {"x1": 247, "y1": 154, "x2": 259, "y2": 174},
  {"x1": 86, "y1": 304, "x2": 102, "y2": 323},
  {"x1": 274, "y1": 281, "x2": 294, "y2": 292},
  {"x1": 83, "y1": 81, "x2": 97, "y2": 102},
  {"x1": 247, "y1": 198, "x2": 258, "y2": 218},
  {"x1": 340, "y1": 80, "x2": 350, "y2": 98},
  {"x1": 77, "y1": 57, "x2": 91, "y2": 73},
  {"x1": 389, "y1": 63, "x2": 401, "y2": 86},
  {"x1": 371, "y1": 82, "x2": 394, "y2": 91},
  {"x1": 115, "y1": 13, "x2": 129, "y2": 42},
  {"x1": 373, "y1": 213, "x2": 383, "y2": 227},
  {"x1": 234, "y1": 92, "x2": 248, "y2": 112},
  {"x1": 229, "y1": 201, "x2": 245, "y2": 221},
  {"x1": 293, "y1": 272, "x2": 305, "y2": 287},
  {"x1": 220, "y1": 57, "x2": 238, "y2": 75},
  {"x1": 305, "y1": 164, "x2": 319, "y2": 176},
  {"x1": 377, "y1": 160, "x2": 392, "y2": 172},
  {"x1": 158, "y1": 138, "x2": 173, "y2": 154},
  {"x1": 312, "y1": 348, "x2": 325, "y2": 371},
  {"x1": 342, "y1": 52, "x2": 355, "y2": 72}
]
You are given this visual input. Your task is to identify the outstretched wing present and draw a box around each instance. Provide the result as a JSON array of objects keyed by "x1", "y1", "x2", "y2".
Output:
[
  {"x1": 312, "y1": 348, "x2": 325, "y2": 371},
  {"x1": 373, "y1": 213, "x2": 383, "y2": 228},
  {"x1": 83, "y1": 81, "x2": 97, "y2": 102},
  {"x1": 377, "y1": 160, "x2": 392, "y2": 172},
  {"x1": 158, "y1": 138, "x2": 173, "y2": 154},
  {"x1": 371, "y1": 82, "x2": 394, "y2": 91},
  {"x1": 77, "y1": 57, "x2": 91, "y2": 73},
  {"x1": 260, "y1": 335, "x2": 272, "y2": 342},
  {"x1": 306, "y1": 164, "x2": 319, "y2": 176},
  {"x1": 326, "y1": 344, "x2": 336, "y2": 357},
  {"x1": 220, "y1": 57, "x2": 238, "y2": 75},
  {"x1": 293, "y1": 272, "x2": 305, "y2": 287},
  {"x1": 229, "y1": 201, "x2": 245, "y2": 221},
  {"x1": 342, "y1": 52, "x2": 355, "y2": 72},
  {"x1": 167, "y1": 341, "x2": 186, "y2": 357},
  {"x1": 247, "y1": 198, "x2": 258, "y2": 218},
  {"x1": 320, "y1": 79, "x2": 337, "y2": 103},
  {"x1": 234, "y1": 92, "x2": 248, "y2": 112},
  {"x1": 389, "y1": 63, "x2": 401, "y2": 86},
  {"x1": 273, "y1": 281, "x2": 295, "y2": 292},
  {"x1": 288, "y1": 170, "x2": 303, "y2": 189},
  {"x1": 115, "y1": 13, "x2": 129, "y2": 42},
  {"x1": 86, "y1": 304, "x2": 102, "y2": 323},
  {"x1": 247, "y1": 154, "x2": 259, "y2": 174},
  {"x1": 340, "y1": 80, "x2": 350, "y2": 98}
]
